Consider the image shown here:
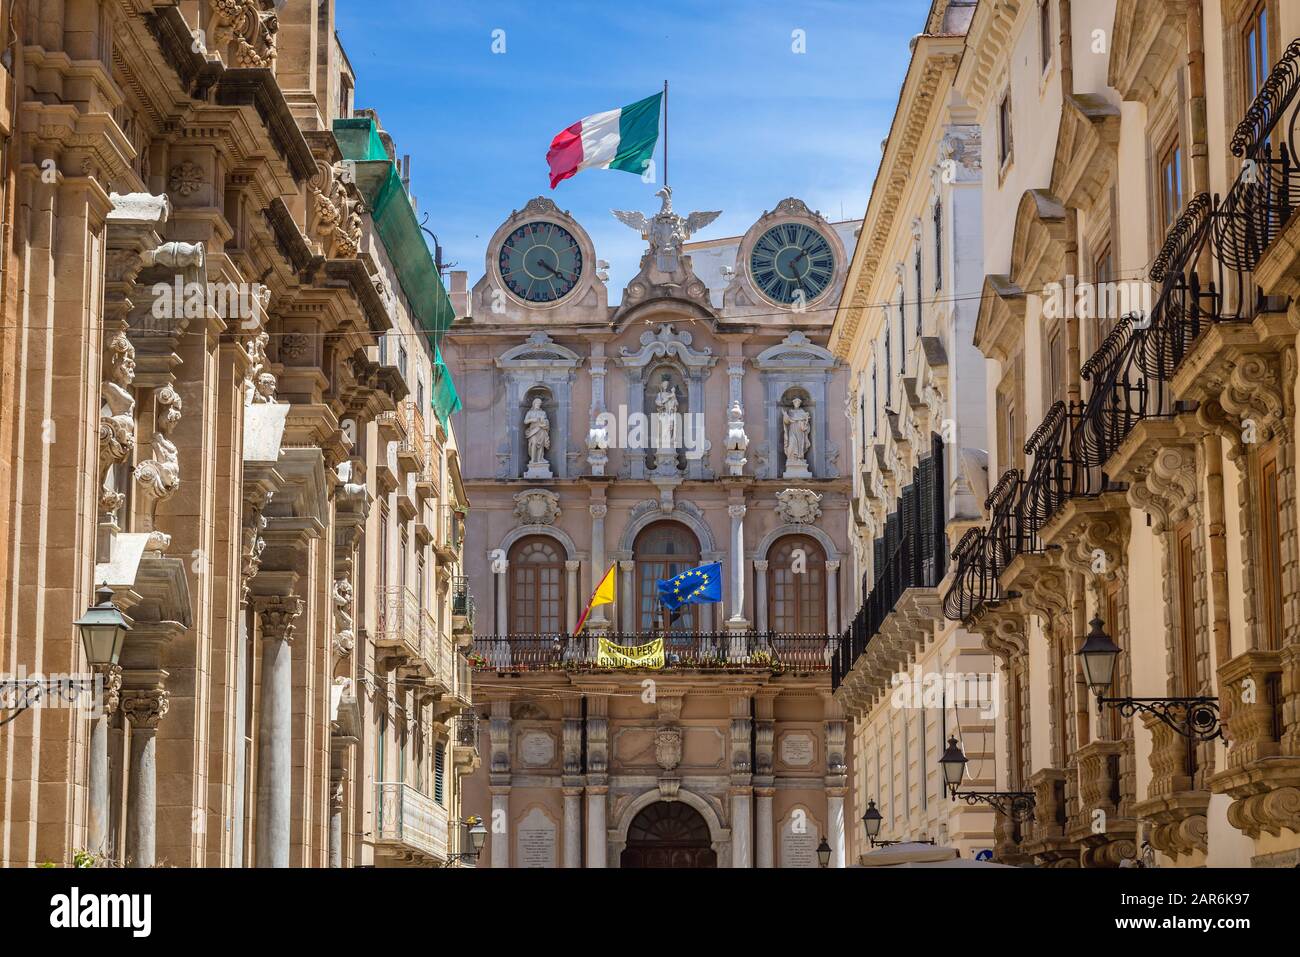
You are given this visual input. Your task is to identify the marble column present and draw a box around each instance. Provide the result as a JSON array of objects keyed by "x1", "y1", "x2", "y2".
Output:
[
  {"x1": 585, "y1": 787, "x2": 608, "y2": 867},
  {"x1": 619, "y1": 560, "x2": 635, "y2": 634},
  {"x1": 589, "y1": 503, "x2": 608, "y2": 628},
  {"x1": 755, "y1": 788, "x2": 775, "y2": 868},
  {"x1": 495, "y1": 560, "x2": 509, "y2": 638},
  {"x1": 730, "y1": 788, "x2": 753, "y2": 867},
  {"x1": 490, "y1": 788, "x2": 510, "y2": 868},
  {"x1": 726, "y1": 503, "x2": 748, "y2": 629},
  {"x1": 328, "y1": 775, "x2": 345, "y2": 868},
  {"x1": 255, "y1": 595, "x2": 302, "y2": 868},
  {"x1": 827, "y1": 791, "x2": 847, "y2": 868},
  {"x1": 753, "y1": 561, "x2": 769, "y2": 634},
  {"x1": 122, "y1": 689, "x2": 169, "y2": 868},
  {"x1": 563, "y1": 787, "x2": 583, "y2": 868},
  {"x1": 87, "y1": 664, "x2": 121, "y2": 857},
  {"x1": 565, "y1": 560, "x2": 580, "y2": 634},
  {"x1": 826, "y1": 559, "x2": 840, "y2": 637}
]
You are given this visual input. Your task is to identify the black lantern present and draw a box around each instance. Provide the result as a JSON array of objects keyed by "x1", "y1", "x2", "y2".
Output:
[
  {"x1": 815, "y1": 837, "x2": 832, "y2": 868},
  {"x1": 1078, "y1": 616, "x2": 1121, "y2": 696},
  {"x1": 861, "y1": 799, "x2": 883, "y2": 842},
  {"x1": 939, "y1": 735, "x2": 967, "y2": 795},
  {"x1": 74, "y1": 585, "x2": 129, "y2": 667}
]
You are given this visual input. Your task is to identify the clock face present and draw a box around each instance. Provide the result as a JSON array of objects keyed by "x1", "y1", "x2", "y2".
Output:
[
  {"x1": 498, "y1": 221, "x2": 584, "y2": 303},
  {"x1": 749, "y1": 222, "x2": 835, "y2": 305}
]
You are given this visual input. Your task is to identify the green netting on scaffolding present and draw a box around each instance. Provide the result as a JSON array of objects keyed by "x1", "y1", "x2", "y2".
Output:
[{"x1": 332, "y1": 116, "x2": 460, "y2": 426}]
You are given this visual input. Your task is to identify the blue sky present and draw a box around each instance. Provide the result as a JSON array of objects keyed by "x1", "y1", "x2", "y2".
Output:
[{"x1": 335, "y1": 0, "x2": 923, "y2": 300}]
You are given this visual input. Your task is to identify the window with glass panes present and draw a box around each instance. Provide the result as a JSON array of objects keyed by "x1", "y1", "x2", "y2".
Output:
[
  {"x1": 509, "y1": 536, "x2": 566, "y2": 634},
  {"x1": 1158, "y1": 137, "x2": 1184, "y2": 232},
  {"x1": 767, "y1": 535, "x2": 826, "y2": 634}
]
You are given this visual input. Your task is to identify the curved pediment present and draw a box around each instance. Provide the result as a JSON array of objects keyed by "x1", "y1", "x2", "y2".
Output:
[
  {"x1": 1050, "y1": 94, "x2": 1121, "y2": 211},
  {"x1": 1107, "y1": 0, "x2": 1188, "y2": 107},
  {"x1": 495, "y1": 331, "x2": 583, "y2": 368},
  {"x1": 1009, "y1": 188, "x2": 1068, "y2": 293},
  {"x1": 754, "y1": 330, "x2": 837, "y2": 370}
]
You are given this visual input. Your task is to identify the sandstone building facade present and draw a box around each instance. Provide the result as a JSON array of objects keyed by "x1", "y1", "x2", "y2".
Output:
[
  {"x1": 834, "y1": 0, "x2": 1300, "y2": 867},
  {"x1": 447, "y1": 195, "x2": 859, "y2": 866},
  {"x1": 0, "y1": 1, "x2": 473, "y2": 868}
]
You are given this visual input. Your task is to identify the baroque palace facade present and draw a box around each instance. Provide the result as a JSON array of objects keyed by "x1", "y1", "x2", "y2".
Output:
[
  {"x1": 448, "y1": 194, "x2": 860, "y2": 866},
  {"x1": 834, "y1": 0, "x2": 1300, "y2": 868},
  {"x1": 0, "y1": 1, "x2": 474, "y2": 867}
]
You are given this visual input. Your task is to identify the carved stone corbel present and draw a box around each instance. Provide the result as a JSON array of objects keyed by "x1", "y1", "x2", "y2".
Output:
[{"x1": 133, "y1": 384, "x2": 183, "y2": 554}]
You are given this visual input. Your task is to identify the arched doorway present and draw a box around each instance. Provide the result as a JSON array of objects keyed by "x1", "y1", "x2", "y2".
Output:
[{"x1": 619, "y1": 801, "x2": 716, "y2": 868}]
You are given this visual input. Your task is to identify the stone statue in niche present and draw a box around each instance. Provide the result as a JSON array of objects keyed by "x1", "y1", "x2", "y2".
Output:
[
  {"x1": 99, "y1": 326, "x2": 137, "y2": 514},
  {"x1": 724, "y1": 400, "x2": 749, "y2": 476},
  {"x1": 523, "y1": 397, "x2": 553, "y2": 479},
  {"x1": 654, "y1": 377, "x2": 679, "y2": 448},
  {"x1": 782, "y1": 397, "x2": 813, "y2": 479},
  {"x1": 134, "y1": 384, "x2": 183, "y2": 553}
]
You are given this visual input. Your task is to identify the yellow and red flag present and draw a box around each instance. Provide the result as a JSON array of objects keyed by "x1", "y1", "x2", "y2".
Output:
[{"x1": 573, "y1": 563, "x2": 616, "y2": 636}]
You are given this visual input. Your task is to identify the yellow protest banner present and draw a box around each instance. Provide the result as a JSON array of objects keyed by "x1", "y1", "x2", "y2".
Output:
[{"x1": 596, "y1": 637, "x2": 665, "y2": 670}]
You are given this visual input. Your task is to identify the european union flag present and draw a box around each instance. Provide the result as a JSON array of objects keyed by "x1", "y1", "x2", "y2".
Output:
[{"x1": 656, "y1": 562, "x2": 723, "y2": 614}]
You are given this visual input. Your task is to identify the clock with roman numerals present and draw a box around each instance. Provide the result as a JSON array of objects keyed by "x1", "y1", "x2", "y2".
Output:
[
  {"x1": 498, "y1": 220, "x2": 584, "y2": 304},
  {"x1": 748, "y1": 222, "x2": 835, "y2": 306}
]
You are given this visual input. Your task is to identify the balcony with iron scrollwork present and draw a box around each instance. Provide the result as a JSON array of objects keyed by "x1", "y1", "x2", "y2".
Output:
[
  {"x1": 373, "y1": 781, "x2": 449, "y2": 866},
  {"x1": 471, "y1": 631, "x2": 837, "y2": 676},
  {"x1": 451, "y1": 575, "x2": 475, "y2": 639},
  {"x1": 452, "y1": 710, "x2": 481, "y2": 776},
  {"x1": 375, "y1": 585, "x2": 423, "y2": 668}
]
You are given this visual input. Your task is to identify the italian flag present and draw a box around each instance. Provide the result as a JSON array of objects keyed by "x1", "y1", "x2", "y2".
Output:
[{"x1": 546, "y1": 92, "x2": 662, "y2": 189}]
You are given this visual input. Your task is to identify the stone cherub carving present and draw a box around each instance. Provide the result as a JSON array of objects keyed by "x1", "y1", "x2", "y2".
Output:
[
  {"x1": 524, "y1": 397, "x2": 551, "y2": 476},
  {"x1": 99, "y1": 326, "x2": 138, "y2": 513},
  {"x1": 782, "y1": 396, "x2": 813, "y2": 478},
  {"x1": 612, "y1": 186, "x2": 721, "y2": 274},
  {"x1": 134, "y1": 384, "x2": 183, "y2": 553}
]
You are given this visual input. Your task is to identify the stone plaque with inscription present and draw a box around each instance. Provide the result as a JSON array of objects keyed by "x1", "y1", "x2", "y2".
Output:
[
  {"x1": 519, "y1": 730, "x2": 556, "y2": 768},
  {"x1": 780, "y1": 731, "x2": 816, "y2": 768},
  {"x1": 515, "y1": 807, "x2": 557, "y2": 868},
  {"x1": 780, "y1": 815, "x2": 820, "y2": 868}
]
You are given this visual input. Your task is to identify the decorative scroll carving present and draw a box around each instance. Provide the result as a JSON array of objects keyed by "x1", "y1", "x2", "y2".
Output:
[
  {"x1": 121, "y1": 689, "x2": 170, "y2": 729},
  {"x1": 240, "y1": 489, "x2": 271, "y2": 604},
  {"x1": 513, "y1": 488, "x2": 560, "y2": 526},
  {"x1": 309, "y1": 160, "x2": 362, "y2": 259},
  {"x1": 213, "y1": 0, "x2": 279, "y2": 71},
  {"x1": 775, "y1": 488, "x2": 822, "y2": 525}
]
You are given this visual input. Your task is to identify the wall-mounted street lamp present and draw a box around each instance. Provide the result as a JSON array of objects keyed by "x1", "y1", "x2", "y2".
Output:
[
  {"x1": 862, "y1": 798, "x2": 936, "y2": 847},
  {"x1": 76, "y1": 585, "x2": 131, "y2": 668},
  {"x1": 1078, "y1": 617, "x2": 1221, "y2": 742},
  {"x1": 940, "y1": 736, "x2": 1035, "y2": 823},
  {"x1": 443, "y1": 815, "x2": 488, "y2": 867},
  {"x1": 816, "y1": 837, "x2": 832, "y2": 868}
]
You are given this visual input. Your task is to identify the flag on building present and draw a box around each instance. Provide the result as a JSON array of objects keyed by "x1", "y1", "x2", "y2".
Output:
[
  {"x1": 656, "y1": 561, "x2": 723, "y2": 622},
  {"x1": 546, "y1": 92, "x2": 662, "y2": 189},
  {"x1": 573, "y1": 563, "x2": 617, "y2": 636}
]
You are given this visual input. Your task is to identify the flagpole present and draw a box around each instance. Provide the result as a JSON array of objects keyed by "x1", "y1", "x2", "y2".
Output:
[{"x1": 662, "y1": 79, "x2": 669, "y2": 188}]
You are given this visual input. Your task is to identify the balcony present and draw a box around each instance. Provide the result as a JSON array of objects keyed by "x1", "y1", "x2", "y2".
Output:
[
  {"x1": 396, "y1": 399, "x2": 426, "y2": 474},
  {"x1": 451, "y1": 575, "x2": 476, "y2": 638},
  {"x1": 470, "y1": 632, "x2": 837, "y2": 675},
  {"x1": 411, "y1": 609, "x2": 454, "y2": 695},
  {"x1": 452, "y1": 710, "x2": 480, "y2": 776},
  {"x1": 435, "y1": 503, "x2": 464, "y2": 563},
  {"x1": 375, "y1": 585, "x2": 422, "y2": 667},
  {"x1": 374, "y1": 781, "x2": 448, "y2": 865}
]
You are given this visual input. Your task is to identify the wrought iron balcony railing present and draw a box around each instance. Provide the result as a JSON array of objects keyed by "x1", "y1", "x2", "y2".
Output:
[
  {"x1": 471, "y1": 632, "x2": 837, "y2": 674},
  {"x1": 943, "y1": 527, "x2": 996, "y2": 622},
  {"x1": 451, "y1": 575, "x2": 476, "y2": 630}
]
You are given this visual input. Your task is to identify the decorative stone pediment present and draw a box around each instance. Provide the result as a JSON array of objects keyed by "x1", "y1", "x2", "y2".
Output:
[
  {"x1": 775, "y1": 488, "x2": 823, "y2": 525},
  {"x1": 1050, "y1": 94, "x2": 1121, "y2": 212},
  {"x1": 512, "y1": 488, "x2": 561, "y2": 526},
  {"x1": 496, "y1": 331, "x2": 583, "y2": 369},
  {"x1": 973, "y1": 274, "x2": 1026, "y2": 363},
  {"x1": 754, "y1": 330, "x2": 836, "y2": 371},
  {"x1": 617, "y1": 323, "x2": 717, "y2": 371},
  {"x1": 1108, "y1": 0, "x2": 1188, "y2": 106}
]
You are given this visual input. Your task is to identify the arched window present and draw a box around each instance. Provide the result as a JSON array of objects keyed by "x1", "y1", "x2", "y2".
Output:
[
  {"x1": 634, "y1": 522, "x2": 701, "y2": 633},
  {"x1": 767, "y1": 535, "x2": 826, "y2": 634},
  {"x1": 509, "y1": 536, "x2": 566, "y2": 634}
]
